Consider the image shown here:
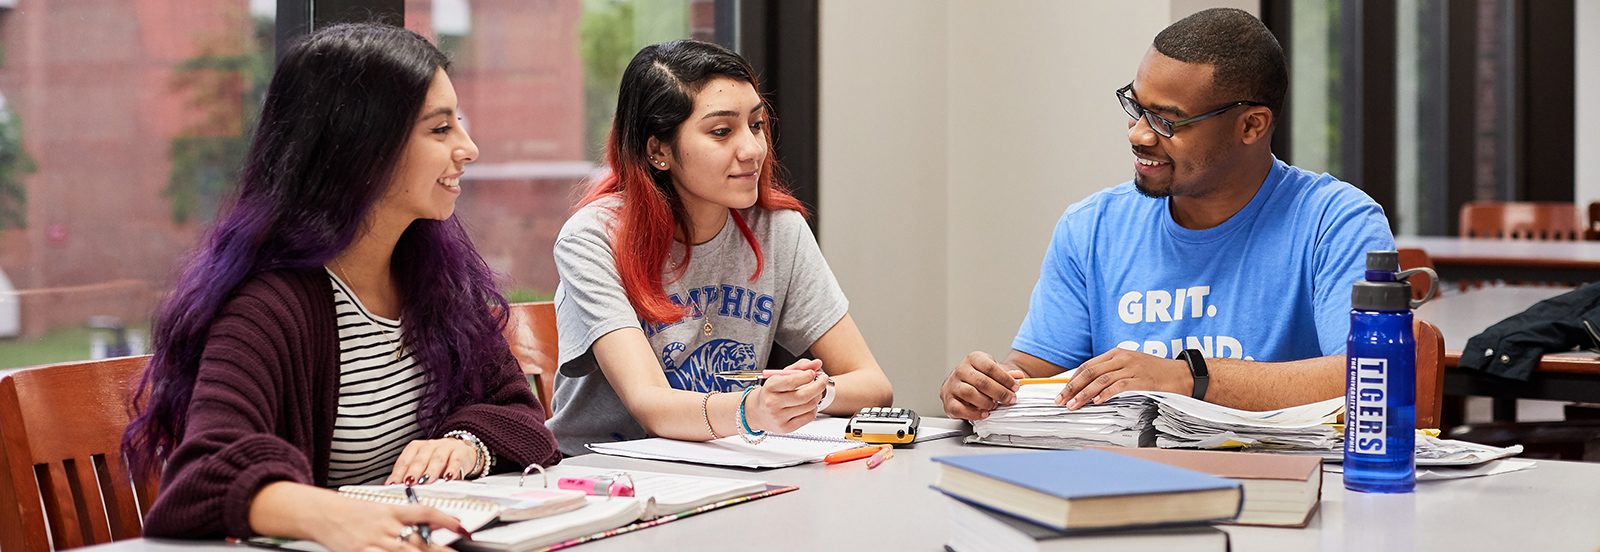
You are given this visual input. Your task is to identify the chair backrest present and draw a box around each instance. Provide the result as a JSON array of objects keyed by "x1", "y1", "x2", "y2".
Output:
[
  {"x1": 0, "y1": 356, "x2": 158, "y2": 552},
  {"x1": 1414, "y1": 319, "x2": 1445, "y2": 430},
  {"x1": 1588, "y1": 201, "x2": 1600, "y2": 239},
  {"x1": 502, "y1": 302, "x2": 557, "y2": 420},
  {"x1": 1459, "y1": 201, "x2": 1584, "y2": 240},
  {"x1": 1396, "y1": 248, "x2": 1435, "y2": 301}
]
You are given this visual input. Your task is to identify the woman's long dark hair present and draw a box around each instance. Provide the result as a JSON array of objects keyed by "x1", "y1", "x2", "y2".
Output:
[
  {"x1": 123, "y1": 23, "x2": 510, "y2": 474},
  {"x1": 581, "y1": 40, "x2": 807, "y2": 324}
]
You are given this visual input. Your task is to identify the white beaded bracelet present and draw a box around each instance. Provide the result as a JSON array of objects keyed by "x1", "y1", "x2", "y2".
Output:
[{"x1": 443, "y1": 430, "x2": 493, "y2": 478}]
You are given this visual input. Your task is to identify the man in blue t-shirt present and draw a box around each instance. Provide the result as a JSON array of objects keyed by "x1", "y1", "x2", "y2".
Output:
[{"x1": 940, "y1": 8, "x2": 1395, "y2": 420}]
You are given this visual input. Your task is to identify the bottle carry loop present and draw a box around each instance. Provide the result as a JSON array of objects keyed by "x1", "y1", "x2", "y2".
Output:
[{"x1": 1396, "y1": 267, "x2": 1439, "y2": 309}]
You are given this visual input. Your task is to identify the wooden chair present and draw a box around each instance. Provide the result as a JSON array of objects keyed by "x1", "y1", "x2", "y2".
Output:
[
  {"x1": 1459, "y1": 201, "x2": 1584, "y2": 240},
  {"x1": 1587, "y1": 201, "x2": 1600, "y2": 240},
  {"x1": 0, "y1": 356, "x2": 157, "y2": 552},
  {"x1": 502, "y1": 302, "x2": 557, "y2": 420},
  {"x1": 1415, "y1": 319, "x2": 1445, "y2": 430},
  {"x1": 1397, "y1": 248, "x2": 1436, "y2": 302}
]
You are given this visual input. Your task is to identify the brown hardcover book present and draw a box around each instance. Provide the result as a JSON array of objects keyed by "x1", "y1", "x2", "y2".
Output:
[{"x1": 1094, "y1": 447, "x2": 1322, "y2": 528}]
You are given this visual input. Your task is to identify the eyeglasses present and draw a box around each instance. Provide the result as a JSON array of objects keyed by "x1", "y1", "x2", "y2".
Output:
[{"x1": 1116, "y1": 83, "x2": 1266, "y2": 138}]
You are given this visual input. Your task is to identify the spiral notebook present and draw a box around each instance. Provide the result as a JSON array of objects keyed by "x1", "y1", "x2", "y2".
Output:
[
  {"x1": 240, "y1": 482, "x2": 585, "y2": 551},
  {"x1": 586, "y1": 415, "x2": 965, "y2": 469},
  {"x1": 586, "y1": 425, "x2": 866, "y2": 468}
]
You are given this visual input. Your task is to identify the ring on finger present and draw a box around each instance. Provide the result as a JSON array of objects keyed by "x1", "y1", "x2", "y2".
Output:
[{"x1": 397, "y1": 526, "x2": 416, "y2": 542}]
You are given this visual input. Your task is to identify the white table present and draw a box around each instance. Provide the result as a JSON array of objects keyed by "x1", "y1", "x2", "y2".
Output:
[
  {"x1": 79, "y1": 427, "x2": 1600, "y2": 552},
  {"x1": 1396, "y1": 235, "x2": 1600, "y2": 284}
]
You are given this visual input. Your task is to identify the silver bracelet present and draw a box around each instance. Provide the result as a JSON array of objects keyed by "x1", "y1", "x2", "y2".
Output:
[{"x1": 443, "y1": 430, "x2": 493, "y2": 478}]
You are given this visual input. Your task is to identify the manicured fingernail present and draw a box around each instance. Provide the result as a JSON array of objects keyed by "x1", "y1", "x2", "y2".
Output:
[
  {"x1": 405, "y1": 477, "x2": 415, "y2": 485},
  {"x1": 444, "y1": 472, "x2": 454, "y2": 481}
]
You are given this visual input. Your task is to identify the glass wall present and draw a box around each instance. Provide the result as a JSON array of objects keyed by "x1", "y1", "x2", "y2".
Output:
[
  {"x1": 0, "y1": 0, "x2": 715, "y2": 368},
  {"x1": 1288, "y1": 0, "x2": 1341, "y2": 178},
  {"x1": 401, "y1": 0, "x2": 710, "y2": 304},
  {"x1": 0, "y1": 0, "x2": 272, "y2": 367}
]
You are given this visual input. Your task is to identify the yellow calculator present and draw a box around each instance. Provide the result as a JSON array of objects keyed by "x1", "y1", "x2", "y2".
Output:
[{"x1": 844, "y1": 407, "x2": 919, "y2": 445}]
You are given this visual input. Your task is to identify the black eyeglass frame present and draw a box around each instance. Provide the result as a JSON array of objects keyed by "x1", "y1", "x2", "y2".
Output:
[{"x1": 1116, "y1": 83, "x2": 1268, "y2": 138}]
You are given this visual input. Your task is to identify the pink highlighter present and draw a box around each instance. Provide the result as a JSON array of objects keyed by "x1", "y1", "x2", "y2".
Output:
[{"x1": 557, "y1": 474, "x2": 635, "y2": 497}]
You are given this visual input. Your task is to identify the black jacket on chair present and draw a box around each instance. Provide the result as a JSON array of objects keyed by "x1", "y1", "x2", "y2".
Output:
[{"x1": 1459, "y1": 283, "x2": 1600, "y2": 381}]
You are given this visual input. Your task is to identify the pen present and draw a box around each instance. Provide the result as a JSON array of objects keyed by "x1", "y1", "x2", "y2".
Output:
[
  {"x1": 823, "y1": 444, "x2": 889, "y2": 464},
  {"x1": 1017, "y1": 377, "x2": 1073, "y2": 385},
  {"x1": 714, "y1": 368, "x2": 819, "y2": 382},
  {"x1": 405, "y1": 480, "x2": 432, "y2": 544},
  {"x1": 866, "y1": 446, "x2": 894, "y2": 469}
]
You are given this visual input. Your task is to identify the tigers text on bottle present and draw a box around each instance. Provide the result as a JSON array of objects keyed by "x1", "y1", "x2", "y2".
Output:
[{"x1": 1352, "y1": 357, "x2": 1388, "y2": 454}]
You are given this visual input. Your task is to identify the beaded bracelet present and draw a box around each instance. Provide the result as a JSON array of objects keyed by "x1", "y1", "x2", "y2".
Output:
[
  {"x1": 701, "y1": 391, "x2": 722, "y2": 440},
  {"x1": 735, "y1": 385, "x2": 767, "y2": 444},
  {"x1": 443, "y1": 430, "x2": 493, "y2": 478}
]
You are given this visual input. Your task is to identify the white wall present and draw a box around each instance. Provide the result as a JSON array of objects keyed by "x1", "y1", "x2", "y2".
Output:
[
  {"x1": 1579, "y1": 2, "x2": 1600, "y2": 208},
  {"x1": 820, "y1": 1, "x2": 1252, "y2": 413},
  {"x1": 818, "y1": 2, "x2": 950, "y2": 413}
]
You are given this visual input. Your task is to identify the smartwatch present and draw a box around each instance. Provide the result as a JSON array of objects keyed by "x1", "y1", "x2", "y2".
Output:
[{"x1": 1176, "y1": 349, "x2": 1209, "y2": 401}]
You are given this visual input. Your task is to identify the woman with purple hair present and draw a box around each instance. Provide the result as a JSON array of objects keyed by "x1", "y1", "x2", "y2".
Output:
[{"x1": 122, "y1": 23, "x2": 559, "y2": 550}]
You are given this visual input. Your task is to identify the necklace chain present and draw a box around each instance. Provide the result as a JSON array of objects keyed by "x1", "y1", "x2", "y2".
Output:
[
  {"x1": 669, "y1": 226, "x2": 732, "y2": 337},
  {"x1": 332, "y1": 258, "x2": 404, "y2": 360}
]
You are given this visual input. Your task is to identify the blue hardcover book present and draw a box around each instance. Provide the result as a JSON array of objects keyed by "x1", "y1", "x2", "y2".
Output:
[{"x1": 931, "y1": 450, "x2": 1242, "y2": 531}]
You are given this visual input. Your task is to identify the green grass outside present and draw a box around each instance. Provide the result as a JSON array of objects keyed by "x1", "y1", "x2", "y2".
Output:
[
  {"x1": 0, "y1": 289, "x2": 551, "y2": 371},
  {"x1": 504, "y1": 288, "x2": 554, "y2": 303},
  {"x1": 0, "y1": 326, "x2": 151, "y2": 370}
]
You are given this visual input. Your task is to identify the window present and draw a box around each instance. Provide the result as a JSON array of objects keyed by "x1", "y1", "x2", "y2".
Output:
[{"x1": 0, "y1": 0, "x2": 720, "y2": 368}]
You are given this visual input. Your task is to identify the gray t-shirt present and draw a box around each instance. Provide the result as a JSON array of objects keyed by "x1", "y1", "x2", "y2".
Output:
[{"x1": 547, "y1": 198, "x2": 849, "y2": 455}]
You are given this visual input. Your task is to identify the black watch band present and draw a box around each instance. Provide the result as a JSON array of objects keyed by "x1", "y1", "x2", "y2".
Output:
[{"x1": 1177, "y1": 349, "x2": 1209, "y2": 400}]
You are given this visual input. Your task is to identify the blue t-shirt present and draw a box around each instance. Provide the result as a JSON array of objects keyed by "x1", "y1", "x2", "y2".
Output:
[{"x1": 1013, "y1": 158, "x2": 1396, "y2": 370}]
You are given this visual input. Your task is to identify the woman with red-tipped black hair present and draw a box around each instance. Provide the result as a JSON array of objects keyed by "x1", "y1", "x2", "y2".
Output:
[{"x1": 547, "y1": 40, "x2": 892, "y2": 455}]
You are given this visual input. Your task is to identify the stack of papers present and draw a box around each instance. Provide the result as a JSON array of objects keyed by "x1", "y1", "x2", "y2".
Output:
[
  {"x1": 968, "y1": 384, "x2": 1524, "y2": 469},
  {"x1": 1144, "y1": 392, "x2": 1343, "y2": 450},
  {"x1": 970, "y1": 384, "x2": 1155, "y2": 449}
]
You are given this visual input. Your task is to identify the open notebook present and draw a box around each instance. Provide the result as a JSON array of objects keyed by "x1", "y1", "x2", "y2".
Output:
[
  {"x1": 455, "y1": 465, "x2": 793, "y2": 552},
  {"x1": 586, "y1": 415, "x2": 965, "y2": 469},
  {"x1": 241, "y1": 481, "x2": 586, "y2": 550}
]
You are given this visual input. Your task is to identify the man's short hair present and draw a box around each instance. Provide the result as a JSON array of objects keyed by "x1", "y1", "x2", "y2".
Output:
[{"x1": 1153, "y1": 8, "x2": 1287, "y2": 117}]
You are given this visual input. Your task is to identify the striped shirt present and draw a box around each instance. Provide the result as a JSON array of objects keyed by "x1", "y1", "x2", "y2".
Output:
[{"x1": 325, "y1": 269, "x2": 424, "y2": 487}]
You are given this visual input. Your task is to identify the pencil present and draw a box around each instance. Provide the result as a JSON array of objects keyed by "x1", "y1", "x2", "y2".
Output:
[{"x1": 1017, "y1": 377, "x2": 1072, "y2": 385}]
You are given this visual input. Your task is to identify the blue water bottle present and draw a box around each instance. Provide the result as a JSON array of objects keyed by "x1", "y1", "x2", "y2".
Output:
[{"x1": 1344, "y1": 250, "x2": 1437, "y2": 493}]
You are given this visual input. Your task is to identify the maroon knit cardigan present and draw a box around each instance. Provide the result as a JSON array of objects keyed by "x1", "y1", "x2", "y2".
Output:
[{"x1": 141, "y1": 269, "x2": 561, "y2": 538}]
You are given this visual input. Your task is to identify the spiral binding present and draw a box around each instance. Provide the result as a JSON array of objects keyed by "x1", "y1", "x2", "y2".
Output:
[{"x1": 337, "y1": 487, "x2": 500, "y2": 512}]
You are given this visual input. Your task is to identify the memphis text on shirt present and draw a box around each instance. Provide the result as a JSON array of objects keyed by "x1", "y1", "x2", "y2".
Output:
[
  {"x1": 641, "y1": 283, "x2": 775, "y2": 337},
  {"x1": 1112, "y1": 285, "x2": 1254, "y2": 361}
]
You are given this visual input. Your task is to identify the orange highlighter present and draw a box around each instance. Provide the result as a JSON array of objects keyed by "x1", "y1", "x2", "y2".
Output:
[{"x1": 824, "y1": 444, "x2": 891, "y2": 465}]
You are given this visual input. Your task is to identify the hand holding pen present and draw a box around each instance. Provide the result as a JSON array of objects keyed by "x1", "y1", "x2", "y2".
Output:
[
  {"x1": 740, "y1": 359, "x2": 827, "y2": 434},
  {"x1": 405, "y1": 476, "x2": 433, "y2": 545}
]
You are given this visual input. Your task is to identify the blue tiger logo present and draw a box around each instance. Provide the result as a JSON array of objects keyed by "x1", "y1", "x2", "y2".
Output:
[{"x1": 661, "y1": 339, "x2": 758, "y2": 392}]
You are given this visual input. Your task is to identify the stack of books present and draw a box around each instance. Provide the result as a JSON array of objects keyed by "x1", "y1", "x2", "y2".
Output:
[
  {"x1": 1095, "y1": 447, "x2": 1323, "y2": 527},
  {"x1": 933, "y1": 449, "x2": 1242, "y2": 552},
  {"x1": 946, "y1": 500, "x2": 1231, "y2": 552}
]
